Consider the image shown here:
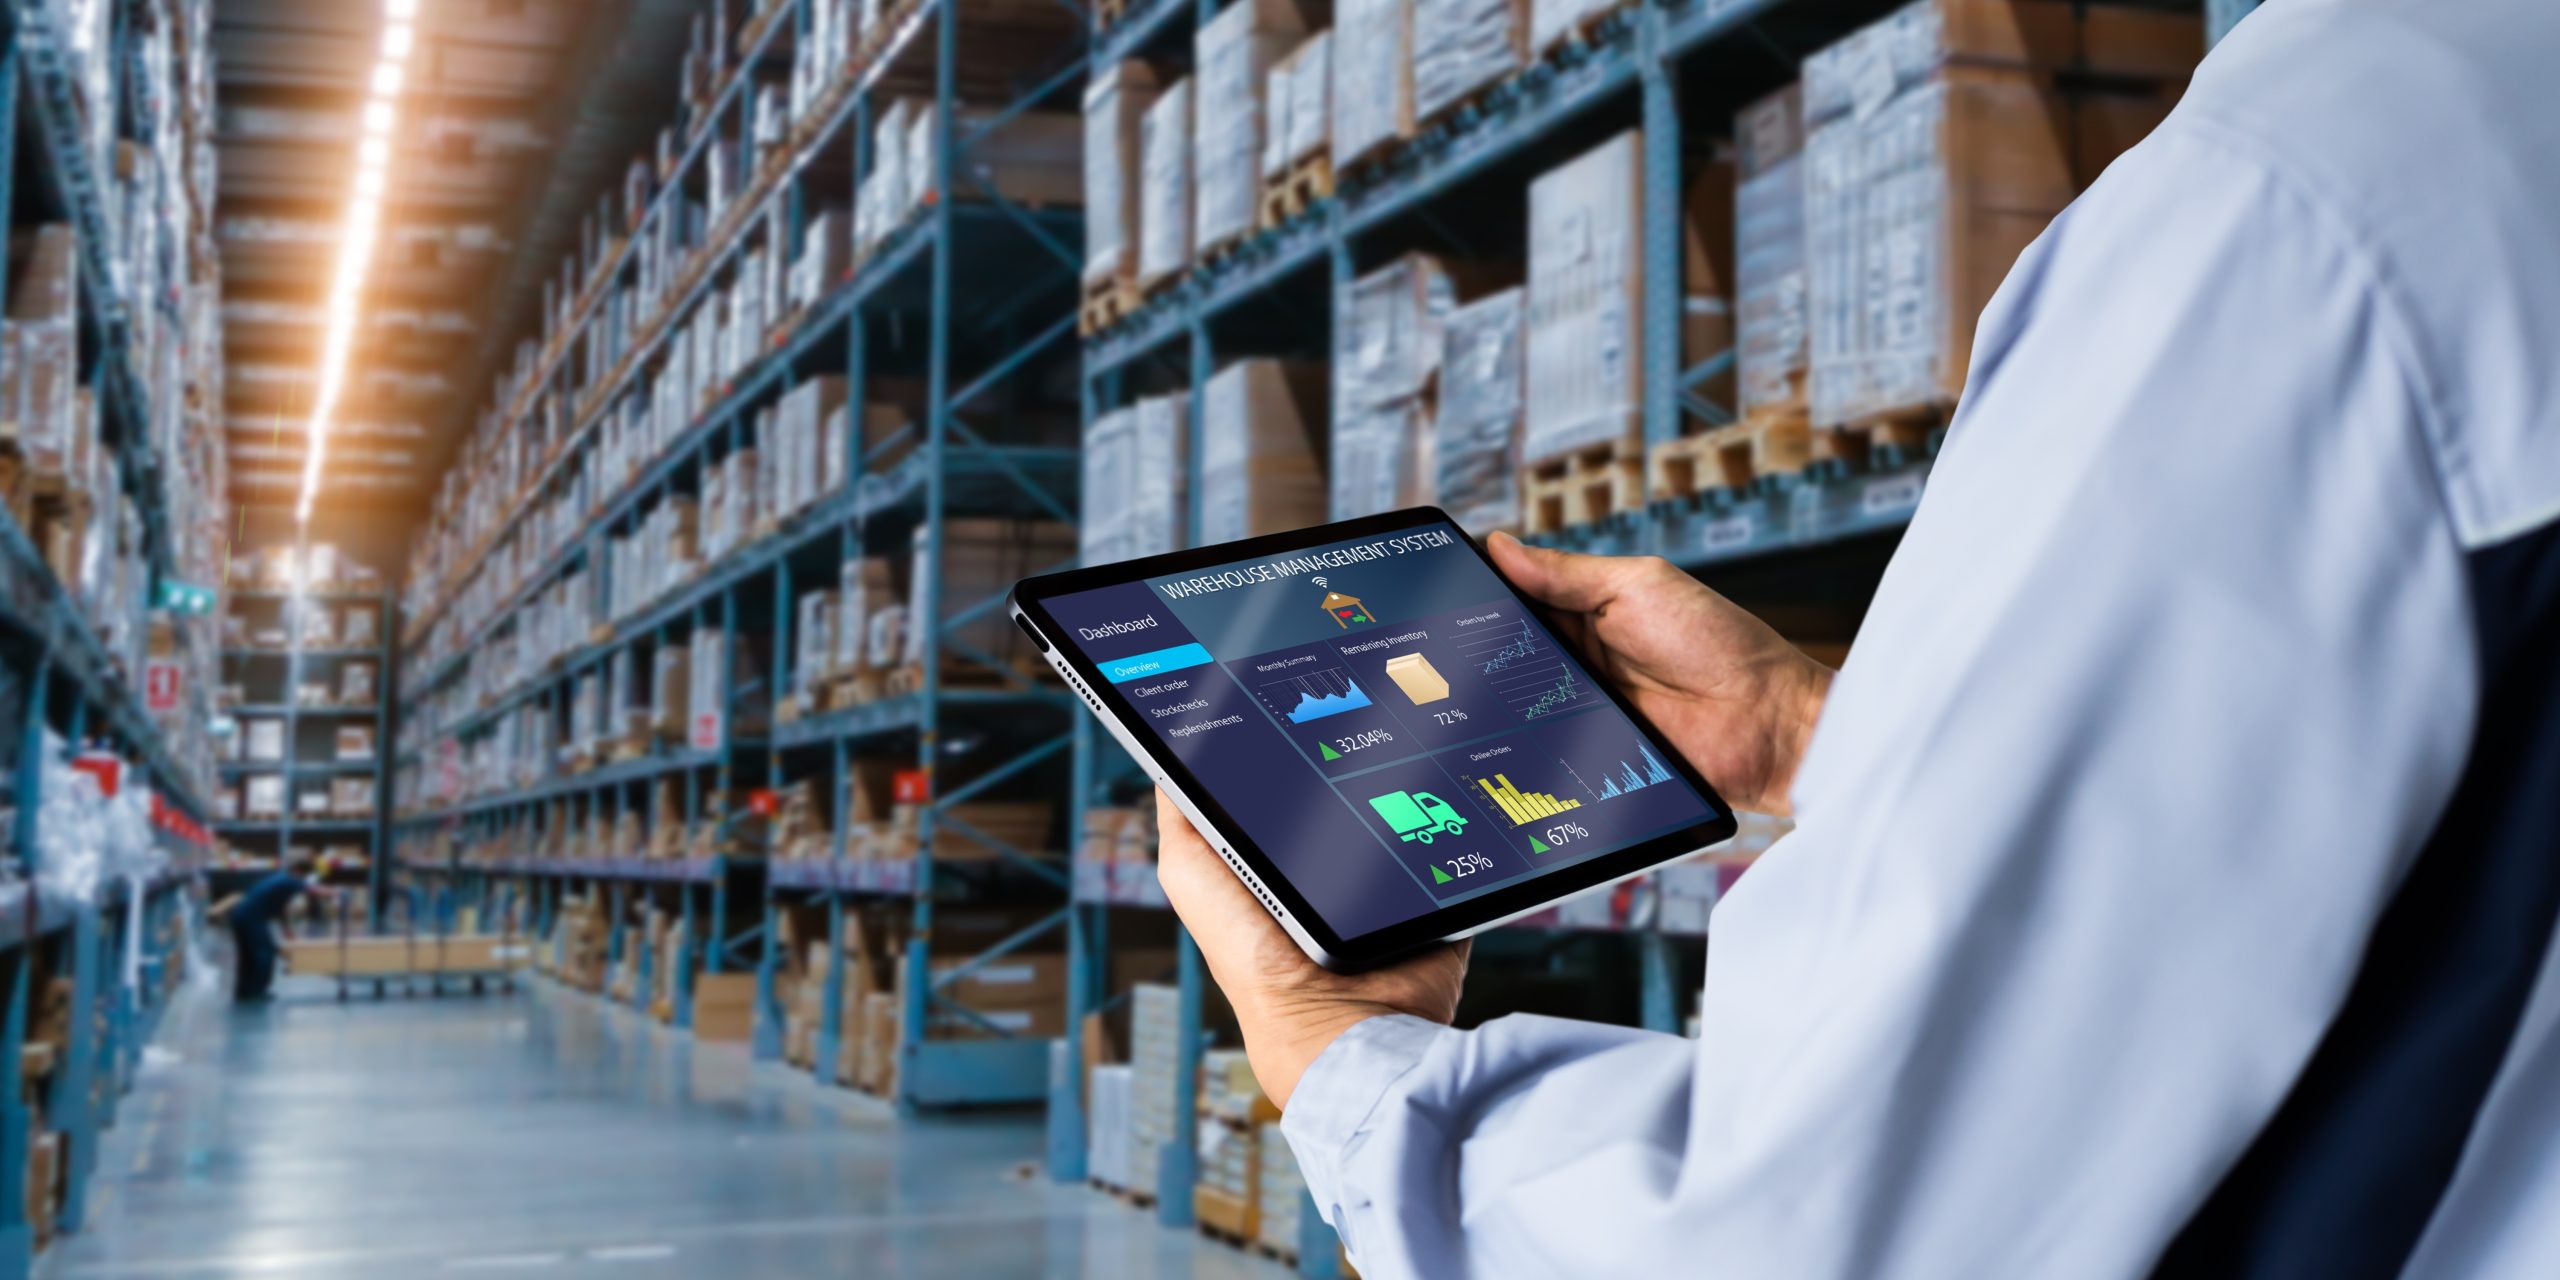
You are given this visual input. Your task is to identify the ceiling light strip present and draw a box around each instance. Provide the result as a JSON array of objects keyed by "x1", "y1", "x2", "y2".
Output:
[{"x1": 297, "y1": 2, "x2": 414, "y2": 523}]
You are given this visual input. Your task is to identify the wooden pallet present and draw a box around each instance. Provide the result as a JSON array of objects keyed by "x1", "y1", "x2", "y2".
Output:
[
  {"x1": 1258, "y1": 153, "x2": 1334, "y2": 230},
  {"x1": 1079, "y1": 273, "x2": 1141, "y2": 336},
  {"x1": 1522, "y1": 439, "x2": 1646, "y2": 535},
  {"x1": 1812, "y1": 402, "x2": 1947, "y2": 469},
  {"x1": 1647, "y1": 413, "x2": 1813, "y2": 498}
]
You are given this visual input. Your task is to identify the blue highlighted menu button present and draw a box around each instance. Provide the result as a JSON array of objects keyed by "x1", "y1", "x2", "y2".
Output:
[{"x1": 1100, "y1": 643, "x2": 1215, "y2": 684}]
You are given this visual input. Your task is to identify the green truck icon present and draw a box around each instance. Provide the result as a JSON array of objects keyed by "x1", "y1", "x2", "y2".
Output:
[{"x1": 1368, "y1": 790, "x2": 1468, "y2": 844}]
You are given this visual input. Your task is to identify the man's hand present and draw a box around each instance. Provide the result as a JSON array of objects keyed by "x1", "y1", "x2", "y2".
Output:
[
  {"x1": 1154, "y1": 790, "x2": 1468, "y2": 1110},
  {"x1": 1486, "y1": 531, "x2": 1831, "y2": 817},
  {"x1": 1155, "y1": 536, "x2": 1828, "y2": 1107}
]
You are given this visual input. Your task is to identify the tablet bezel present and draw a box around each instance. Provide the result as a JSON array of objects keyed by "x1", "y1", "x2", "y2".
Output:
[{"x1": 1010, "y1": 506, "x2": 1739, "y2": 971}]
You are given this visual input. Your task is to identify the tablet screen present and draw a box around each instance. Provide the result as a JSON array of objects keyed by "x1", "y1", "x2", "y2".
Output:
[{"x1": 1041, "y1": 517, "x2": 1724, "y2": 943}]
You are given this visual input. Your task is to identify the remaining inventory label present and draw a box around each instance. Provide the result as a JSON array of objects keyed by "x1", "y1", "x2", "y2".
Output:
[
  {"x1": 1700, "y1": 514, "x2": 1756, "y2": 554},
  {"x1": 1861, "y1": 474, "x2": 1924, "y2": 518}
]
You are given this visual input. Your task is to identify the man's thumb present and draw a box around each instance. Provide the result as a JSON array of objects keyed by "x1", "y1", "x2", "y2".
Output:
[{"x1": 1487, "y1": 531, "x2": 1617, "y2": 613}]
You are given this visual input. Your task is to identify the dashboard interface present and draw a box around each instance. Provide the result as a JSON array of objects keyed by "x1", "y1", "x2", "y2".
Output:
[{"x1": 1042, "y1": 519, "x2": 1724, "y2": 942}]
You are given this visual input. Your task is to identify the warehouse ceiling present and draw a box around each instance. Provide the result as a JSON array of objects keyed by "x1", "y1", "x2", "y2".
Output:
[{"x1": 211, "y1": 0, "x2": 693, "y2": 527}]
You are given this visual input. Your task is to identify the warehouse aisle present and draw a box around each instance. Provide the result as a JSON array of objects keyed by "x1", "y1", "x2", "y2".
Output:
[{"x1": 53, "y1": 980, "x2": 1290, "y2": 1280}]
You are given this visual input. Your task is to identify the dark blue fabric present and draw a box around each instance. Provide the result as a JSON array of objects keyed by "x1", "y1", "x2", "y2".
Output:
[
  {"x1": 2154, "y1": 519, "x2": 2560, "y2": 1277},
  {"x1": 231, "y1": 871, "x2": 309, "y2": 932},
  {"x1": 233, "y1": 924, "x2": 279, "y2": 1001}
]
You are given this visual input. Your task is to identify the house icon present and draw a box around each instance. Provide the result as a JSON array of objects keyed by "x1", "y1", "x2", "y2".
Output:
[{"x1": 1320, "y1": 590, "x2": 1374, "y2": 629}]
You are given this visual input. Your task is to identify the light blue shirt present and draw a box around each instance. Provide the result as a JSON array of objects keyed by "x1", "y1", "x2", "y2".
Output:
[{"x1": 1280, "y1": 1, "x2": 2560, "y2": 1274}]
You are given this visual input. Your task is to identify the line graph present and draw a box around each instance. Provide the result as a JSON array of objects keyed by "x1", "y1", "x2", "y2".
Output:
[
  {"x1": 1256, "y1": 666, "x2": 1375, "y2": 723},
  {"x1": 1458, "y1": 620, "x2": 1601, "y2": 723},
  {"x1": 1561, "y1": 743, "x2": 1678, "y2": 800}
]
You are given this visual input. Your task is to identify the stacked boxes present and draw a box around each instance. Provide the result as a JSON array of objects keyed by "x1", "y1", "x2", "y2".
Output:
[
  {"x1": 1435, "y1": 288, "x2": 1527, "y2": 532},
  {"x1": 1332, "y1": 254, "x2": 1455, "y2": 519},
  {"x1": 1257, "y1": 1121, "x2": 1308, "y2": 1255},
  {"x1": 1415, "y1": 0, "x2": 1525, "y2": 124},
  {"x1": 1734, "y1": 85, "x2": 1809, "y2": 424},
  {"x1": 1138, "y1": 78, "x2": 1195, "y2": 290},
  {"x1": 1080, "y1": 394, "x2": 1188, "y2": 568},
  {"x1": 1332, "y1": 0, "x2": 1416, "y2": 170},
  {"x1": 1193, "y1": 0, "x2": 1314, "y2": 255},
  {"x1": 906, "y1": 519, "x2": 1076, "y2": 678},
  {"x1": 1129, "y1": 982, "x2": 1182, "y2": 1200},
  {"x1": 1260, "y1": 34, "x2": 1331, "y2": 185},
  {"x1": 1524, "y1": 131, "x2": 1645, "y2": 464},
  {"x1": 1199, "y1": 361, "x2": 1327, "y2": 546},
  {"x1": 1088, "y1": 1064, "x2": 1137, "y2": 1191},
  {"x1": 1799, "y1": 0, "x2": 2197, "y2": 429},
  {"x1": 1084, "y1": 61, "x2": 1164, "y2": 294}
]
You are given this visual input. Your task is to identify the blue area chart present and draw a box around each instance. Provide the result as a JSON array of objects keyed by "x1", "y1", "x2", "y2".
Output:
[
  {"x1": 1569, "y1": 743, "x2": 1679, "y2": 800},
  {"x1": 1259, "y1": 667, "x2": 1375, "y2": 723}
]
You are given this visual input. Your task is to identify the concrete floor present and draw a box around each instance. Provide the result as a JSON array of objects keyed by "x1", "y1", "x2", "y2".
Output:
[{"x1": 51, "y1": 977, "x2": 1292, "y2": 1280}]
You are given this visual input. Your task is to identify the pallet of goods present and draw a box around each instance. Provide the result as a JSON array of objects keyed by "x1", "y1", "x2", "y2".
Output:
[
  {"x1": 1522, "y1": 132, "x2": 1645, "y2": 532},
  {"x1": 1258, "y1": 32, "x2": 1332, "y2": 230},
  {"x1": 1414, "y1": 0, "x2": 1528, "y2": 132},
  {"x1": 1083, "y1": 60, "x2": 1163, "y2": 333},
  {"x1": 1194, "y1": 0, "x2": 1317, "y2": 264},
  {"x1": 1331, "y1": 0, "x2": 1417, "y2": 180},
  {"x1": 1137, "y1": 76, "x2": 1194, "y2": 296},
  {"x1": 1332, "y1": 254, "x2": 1456, "y2": 521}
]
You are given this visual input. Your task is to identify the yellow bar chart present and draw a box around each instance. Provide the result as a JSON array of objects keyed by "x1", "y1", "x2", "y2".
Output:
[{"x1": 1476, "y1": 774, "x2": 1583, "y2": 826}]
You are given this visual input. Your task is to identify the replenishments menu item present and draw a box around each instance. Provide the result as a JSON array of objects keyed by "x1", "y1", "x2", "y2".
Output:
[{"x1": 1043, "y1": 521, "x2": 1720, "y2": 942}]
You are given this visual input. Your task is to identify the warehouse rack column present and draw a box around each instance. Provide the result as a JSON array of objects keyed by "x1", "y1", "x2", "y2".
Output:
[
  {"x1": 0, "y1": 0, "x2": 230, "y2": 1273},
  {"x1": 390, "y1": 0, "x2": 1091, "y2": 1108}
]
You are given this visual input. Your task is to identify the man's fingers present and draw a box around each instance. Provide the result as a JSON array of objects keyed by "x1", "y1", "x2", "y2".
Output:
[
  {"x1": 1153, "y1": 789, "x2": 1278, "y2": 933},
  {"x1": 1487, "y1": 531, "x2": 1624, "y2": 615}
]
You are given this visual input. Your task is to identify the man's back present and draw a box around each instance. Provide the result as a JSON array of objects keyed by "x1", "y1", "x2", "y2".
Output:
[{"x1": 1271, "y1": 2, "x2": 2560, "y2": 1276}]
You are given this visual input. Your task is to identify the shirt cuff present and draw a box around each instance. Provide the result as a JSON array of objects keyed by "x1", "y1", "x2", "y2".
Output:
[{"x1": 1280, "y1": 1014, "x2": 1455, "y2": 1230}]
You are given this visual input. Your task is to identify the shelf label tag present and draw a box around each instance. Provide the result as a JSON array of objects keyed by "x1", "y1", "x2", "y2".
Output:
[
  {"x1": 1700, "y1": 513, "x2": 1756, "y2": 554},
  {"x1": 1860, "y1": 474, "x2": 1924, "y2": 519},
  {"x1": 892, "y1": 768, "x2": 930, "y2": 804},
  {"x1": 145, "y1": 660, "x2": 183, "y2": 711},
  {"x1": 691, "y1": 710, "x2": 724, "y2": 751}
]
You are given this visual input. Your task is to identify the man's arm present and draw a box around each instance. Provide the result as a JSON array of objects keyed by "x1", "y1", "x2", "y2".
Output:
[{"x1": 1170, "y1": 120, "x2": 2479, "y2": 1278}]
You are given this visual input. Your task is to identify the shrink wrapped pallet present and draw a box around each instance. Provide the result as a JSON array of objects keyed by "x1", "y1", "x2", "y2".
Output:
[
  {"x1": 1284, "y1": 32, "x2": 1331, "y2": 169},
  {"x1": 1801, "y1": 2, "x2": 2078, "y2": 428},
  {"x1": 2, "y1": 226, "x2": 79, "y2": 475},
  {"x1": 1434, "y1": 288, "x2": 1524, "y2": 533},
  {"x1": 1089, "y1": 1064, "x2": 1136, "y2": 1190},
  {"x1": 1530, "y1": 0, "x2": 1619, "y2": 57},
  {"x1": 1129, "y1": 983, "x2": 1181, "y2": 1200},
  {"x1": 1079, "y1": 394, "x2": 1188, "y2": 567},
  {"x1": 1084, "y1": 61, "x2": 1163, "y2": 287},
  {"x1": 909, "y1": 104, "x2": 1085, "y2": 209},
  {"x1": 1332, "y1": 0, "x2": 1415, "y2": 170},
  {"x1": 1331, "y1": 254, "x2": 1452, "y2": 518},
  {"x1": 1138, "y1": 78, "x2": 1194, "y2": 289},
  {"x1": 1734, "y1": 85, "x2": 1808, "y2": 415},
  {"x1": 1524, "y1": 131, "x2": 1642, "y2": 462},
  {"x1": 1414, "y1": 0, "x2": 1524, "y2": 124},
  {"x1": 1193, "y1": 0, "x2": 1310, "y2": 254},
  {"x1": 1200, "y1": 360, "x2": 1328, "y2": 545},
  {"x1": 1331, "y1": 401, "x2": 1434, "y2": 520}
]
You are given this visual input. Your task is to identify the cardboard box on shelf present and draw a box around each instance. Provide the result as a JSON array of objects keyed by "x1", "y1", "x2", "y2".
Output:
[
  {"x1": 336, "y1": 725, "x2": 375, "y2": 760},
  {"x1": 1080, "y1": 394, "x2": 1188, "y2": 569},
  {"x1": 1193, "y1": 0, "x2": 1313, "y2": 255},
  {"x1": 1333, "y1": 253, "x2": 1455, "y2": 519},
  {"x1": 1525, "y1": 130, "x2": 1645, "y2": 465},
  {"x1": 692, "y1": 972, "x2": 758, "y2": 1041},
  {"x1": 1434, "y1": 288, "x2": 1526, "y2": 533},
  {"x1": 1734, "y1": 84, "x2": 1808, "y2": 419},
  {"x1": 245, "y1": 718, "x2": 285, "y2": 761},
  {"x1": 1415, "y1": 0, "x2": 1525, "y2": 125},
  {"x1": 1085, "y1": 61, "x2": 1164, "y2": 289},
  {"x1": 1138, "y1": 76, "x2": 1194, "y2": 291},
  {"x1": 1200, "y1": 360, "x2": 1328, "y2": 545},
  {"x1": 1332, "y1": 0, "x2": 1415, "y2": 170}
]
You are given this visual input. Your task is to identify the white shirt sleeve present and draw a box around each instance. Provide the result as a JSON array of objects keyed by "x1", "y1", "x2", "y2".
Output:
[{"x1": 1279, "y1": 119, "x2": 2480, "y2": 1279}]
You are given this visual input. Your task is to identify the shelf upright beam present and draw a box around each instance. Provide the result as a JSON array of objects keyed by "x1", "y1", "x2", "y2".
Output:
[
  {"x1": 52, "y1": 906, "x2": 101, "y2": 1234},
  {"x1": 1638, "y1": 10, "x2": 1684, "y2": 447},
  {"x1": 0, "y1": 648, "x2": 53, "y2": 1280},
  {"x1": 1158, "y1": 930, "x2": 1203, "y2": 1226}
]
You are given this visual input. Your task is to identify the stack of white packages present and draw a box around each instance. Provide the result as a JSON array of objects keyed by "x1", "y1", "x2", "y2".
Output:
[
  {"x1": 1414, "y1": 0, "x2": 1524, "y2": 123},
  {"x1": 1734, "y1": 84, "x2": 1809, "y2": 420},
  {"x1": 1089, "y1": 1064, "x2": 1136, "y2": 1190},
  {"x1": 1079, "y1": 394, "x2": 1189, "y2": 567},
  {"x1": 1194, "y1": 0, "x2": 1312, "y2": 255},
  {"x1": 1434, "y1": 287, "x2": 1526, "y2": 532},
  {"x1": 1130, "y1": 983, "x2": 1182, "y2": 1202},
  {"x1": 1257, "y1": 1122, "x2": 1308, "y2": 1254},
  {"x1": 1260, "y1": 33, "x2": 1331, "y2": 185},
  {"x1": 1332, "y1": 0, "x2": 1415, "y2": 169},
  {"x1": 1139, "y1": 78, "x2": 1195, "y2": 289},
  {"x1": 1200, "y1": 360, "x2": 1327, "y2": 545},
  {"x1": 1085, "y1": 61, "x2": 1163, "y2": 290},
  {"x1": 1524, "y1": 131, "x2": 1644, "y2": 462},
  {"x1": 1331, "y1": 255, "x2": 1454, "y2": 519}
]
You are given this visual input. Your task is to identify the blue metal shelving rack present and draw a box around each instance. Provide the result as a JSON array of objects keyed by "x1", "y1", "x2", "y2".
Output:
[
  {"x1": 1052, "y1": 0, "x2": 1988, "y2": 1270},
  {"x1": 212, "y1": 588, "x2": 395, "y2": 930},
  {"x1": 392, "y1": 0, "x2": 1088, "y2": 1107},
  {"x1": 0, "y1": 2, "x2": 214, "y2": 1274}
]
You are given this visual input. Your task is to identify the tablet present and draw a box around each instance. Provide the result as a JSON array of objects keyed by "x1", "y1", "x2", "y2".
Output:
[{"x1": 1010, "y1": 508, "x2": 1737, "y2": 971}]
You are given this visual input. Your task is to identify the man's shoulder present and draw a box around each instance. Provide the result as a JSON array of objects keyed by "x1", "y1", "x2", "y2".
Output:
[{"x1": 2186, "y1": 0, "x2": 2560, "y2": 549}]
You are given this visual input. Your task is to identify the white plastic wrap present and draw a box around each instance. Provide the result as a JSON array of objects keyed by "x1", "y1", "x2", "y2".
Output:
[
  {"x1": 1329, "y1": 400, "x2": 1432, "y2": 521},
  {"x1": 1735, "y1": 85, "x2": 1808, "y2": 414},
  {"x1": 1531, "y1": 0, "x2": 1619, "y2": 57},
  {"x1": 1139, "y1": 78, "x2": 1194, "y2": 286},
  {"x1": 1079, "y1": 395, "x2": 1188, "y2": 566},
  {"x1": 1435, "y1": 288, "x2": 1525, "y2": 532},
  {"x1": 1524, "y1": 130, "x2": 1643, "y2": 461},
  {"x1": 1414, "y1": 0, "x2": 1522, "y2": 124},
  {"x1": 1194, "y1": 0, "x2": 1303, "y2": 253},
  {"x1": 1200, "y1": 360, "x2": 1326, "y2": 545},
  {"x1": 1261, "y1": 48, "x2": 1299, "y2": 181},
  {"x1": 1286, "y1": 32, "x2": 1331, "y2": 167},
  {"x1": 1085, "y1": 62, "x2": 1161, "y2": 286},
  {"x1": 1332, "y1": 0, "x2": 1414, "y2": 168},
  {"x1": 1335, "y1": 254, "x2": 1454, "y2": 412}
]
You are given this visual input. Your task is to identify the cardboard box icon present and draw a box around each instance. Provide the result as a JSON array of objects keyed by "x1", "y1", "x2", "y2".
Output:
[{"x1": 1383, "y1": 653, "x2": 1451, "y2": 705}]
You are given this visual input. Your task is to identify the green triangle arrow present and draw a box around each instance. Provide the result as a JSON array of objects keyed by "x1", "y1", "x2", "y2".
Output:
[
  {"x1": 1530, "y1": 835, "x2": 1550, "y2": 855},
  {"x1": 1430, "y1": 864, "x2": 1453, "y2": 885},
  {"x1": 1319, "y1": 742, "x2": 1342, "y2": 761}
]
